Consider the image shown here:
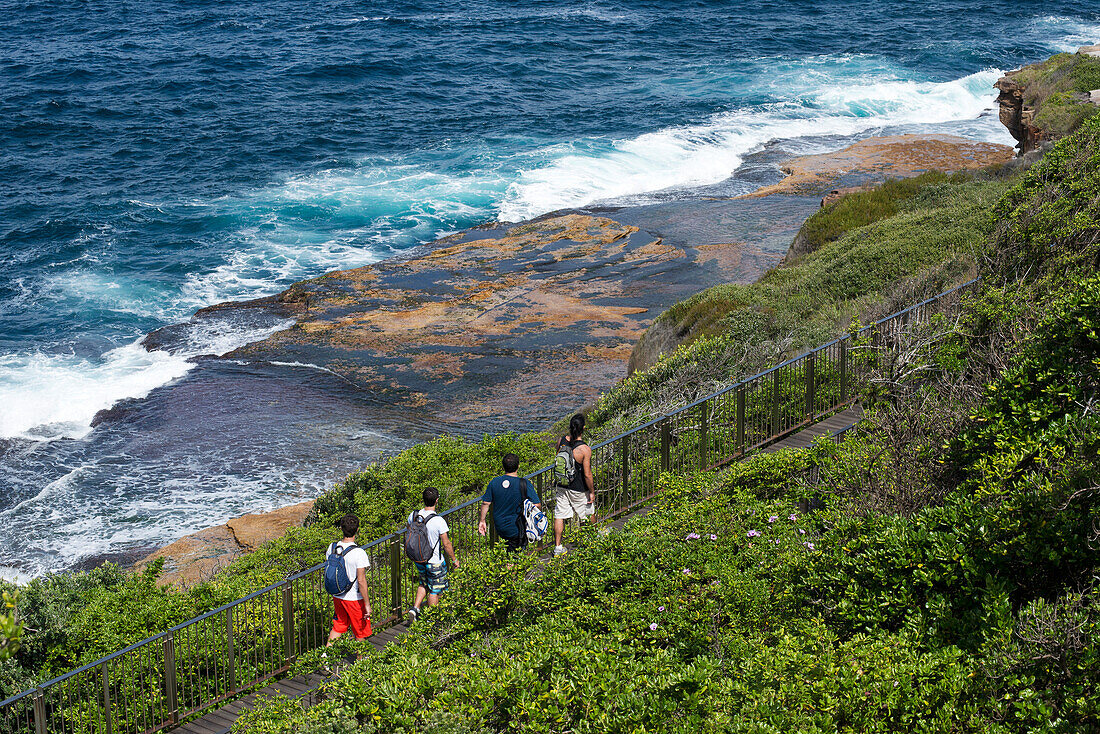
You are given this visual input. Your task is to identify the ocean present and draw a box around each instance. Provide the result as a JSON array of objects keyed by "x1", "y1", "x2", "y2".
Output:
[{"x1": 1, "y1": 0, "x2": 1096, "y2": 578}]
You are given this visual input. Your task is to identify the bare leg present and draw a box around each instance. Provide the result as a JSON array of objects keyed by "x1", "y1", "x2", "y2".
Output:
[
  {"x1": 413, "y1": 585, "x2": 427, "y2": 611},
  {"x1": 426, "y1": 593, "x2": 440, "y2": 607},
  {"x1": 554, "y1": 517, "x2": 565, "y2": 546},
  {"x1": 326, "y1": 629, "x2": 341, "y2": 646}
]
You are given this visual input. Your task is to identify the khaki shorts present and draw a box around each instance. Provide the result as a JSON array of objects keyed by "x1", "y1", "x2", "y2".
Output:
[{"x1": 554, "y1": 487, "x2": 594, "y2": 520}]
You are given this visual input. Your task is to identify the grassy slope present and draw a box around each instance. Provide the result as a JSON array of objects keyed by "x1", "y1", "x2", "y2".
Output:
[
  {"x1": 236, "y1": 117, "x2": 1100, "y2": 733},
  {"x1": 594, "y1": 174, "x2": 1008, "y2": 436}
]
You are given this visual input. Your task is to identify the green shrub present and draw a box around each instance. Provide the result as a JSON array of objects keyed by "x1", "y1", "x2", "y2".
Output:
[{"x1": 991, "y1": 114, "x2": 1100, "y2": 285}]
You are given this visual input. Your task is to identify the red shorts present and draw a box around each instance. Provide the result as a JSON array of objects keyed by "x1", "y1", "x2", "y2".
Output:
[{"x1": 331, "y1": 597, "x2": 373, "y2": 639}]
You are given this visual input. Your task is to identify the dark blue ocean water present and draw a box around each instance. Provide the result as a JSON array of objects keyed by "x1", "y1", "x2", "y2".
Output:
[{"x1": 1, "y1": 0, "x2": 1097, "y2": 576}]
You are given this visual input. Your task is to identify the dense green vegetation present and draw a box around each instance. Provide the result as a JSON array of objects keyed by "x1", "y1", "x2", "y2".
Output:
[
  {"x1": 0, "y1": 592, "x2": 19, "y2": 662},
  {"x1": 0, "y1": 433, "x2": 550, "y2": 698},
  {"x1": 235, "y1": 116, "x2": 1100, "y2": 733}
]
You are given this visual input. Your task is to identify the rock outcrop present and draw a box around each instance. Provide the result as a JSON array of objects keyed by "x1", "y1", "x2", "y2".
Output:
[
  {"x1": 746, "y1": 134, "x2": 1013, "y2": 198},
  {"x1": 995, "y1": 76, "x2": 1044, "y2": 154},
  {"x1": 994, "y1": 47, "x2": 1100, "y2": 154},
  {"x1": 202, "y1": 213, "x2": 763, "y2": 429},
  {"x1": 133, "y1": 500, "x2": 313, "y2": 587}
]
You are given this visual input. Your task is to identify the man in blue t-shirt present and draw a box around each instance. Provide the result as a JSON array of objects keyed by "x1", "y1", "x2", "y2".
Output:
[{"x1": 478, "y1": 453, "x2": 541, "y2": 552}]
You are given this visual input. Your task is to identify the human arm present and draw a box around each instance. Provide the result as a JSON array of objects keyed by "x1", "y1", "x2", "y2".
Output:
[
  {"x1": 440, "y1": 532, "x2": 458, "y2": 568},
  {"x1": 478, "y1": 501, "x2": 490, "y2": 536},
  {"x1": 356, "y1": 567, "x2": 371, "y2": 618},
  {"x1": 580, "y1": 446, "x2": 595, "y2": 504}
]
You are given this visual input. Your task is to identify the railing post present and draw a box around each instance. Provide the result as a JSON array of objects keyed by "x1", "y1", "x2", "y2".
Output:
[
  {"x1": 101, "y1": 661, "x2": 112, "y2": 734},
  {"x1": 225, "y1": 607, "x2": 237, "y2": 694},
  {"x1": 698, "y1": 400, "x2": 709, "y2": 469},
  {"x1": 536, "y1": 471, "x2": 544, "y2": 505},
  {"x1": 389, "y1": 537, "x2": 402, "y2": 616},
  {"x1": 771, "y1": 370, "x2": 781, "y2": 437},
  {"x1": 736, "y1": 387, "x2": 746, "y2": 453},
  {"x1": 32, "y1": 690, "x2": 46, "y2": 734},
  {"x1": 282, "y1": 584, "x2": 295, "y2": 665},
  {"x1": 805, "y1": 351, "x2": 816, "y2": 419},
  {"x1": 659, "y1": 420, "x2": 671, "y2": 474},
  {"x1": 621, "y1": 434, "x2": 630, "y2": 507},
  {"x1": 839, "y1": 338, "x2": 849, "y2": 403},
  {"x1": 488, "y1": 514, "x2": 498, "y2": 546},
  {"x1": 164, "y1": 632, "x2": 179, "y2": 725}
]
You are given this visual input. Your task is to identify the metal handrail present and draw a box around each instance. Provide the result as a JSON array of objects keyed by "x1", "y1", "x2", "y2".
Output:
[
  {"x1": 0, "y1": 277, "x2": 978, "y2": 732},
  {"x1": 588, "y1": 277, "x2": 978, "y2": 450}
]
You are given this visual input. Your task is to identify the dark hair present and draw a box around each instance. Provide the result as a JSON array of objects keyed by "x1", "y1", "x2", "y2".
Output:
[
  {"x1": 422, "y1": 486, "x2": 440, "y2": 507},
  {"x1": 502, "y1": 453, "x2": 520, "y2": 473},
  {"x1": 338, "y1": 514, "x2": 360, "y2": 538},
  {"x1": 569, "y1": 413, "x2": 586, "y2": 438}
]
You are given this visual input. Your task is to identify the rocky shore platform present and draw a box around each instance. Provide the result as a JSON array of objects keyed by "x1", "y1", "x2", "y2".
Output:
[
  {"x1": 135, "y1": 132, "x2": 1014, "y2": 584},
  {"x1": 748, "y1": 133, "x2": 1014, "y2": 198}
]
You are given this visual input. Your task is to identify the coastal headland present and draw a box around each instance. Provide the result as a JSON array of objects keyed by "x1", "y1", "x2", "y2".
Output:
[{"x1": 136, "y1": 132, "x2": 1012, "y2": 585}]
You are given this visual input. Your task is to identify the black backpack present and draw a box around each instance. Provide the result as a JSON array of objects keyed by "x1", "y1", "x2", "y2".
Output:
[{"x1": 404, "y1": 512, "x2": 438, "y2": 563}]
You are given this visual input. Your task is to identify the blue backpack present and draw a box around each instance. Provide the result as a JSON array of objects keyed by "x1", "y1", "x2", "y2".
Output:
[{"x1": 324, "y1": 542, "x2": 359, "y2": 596}]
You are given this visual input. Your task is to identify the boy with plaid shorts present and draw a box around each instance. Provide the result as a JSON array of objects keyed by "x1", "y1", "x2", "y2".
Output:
[{"x1": 406, "y1": 487, "x2": 459, "y2": 624}]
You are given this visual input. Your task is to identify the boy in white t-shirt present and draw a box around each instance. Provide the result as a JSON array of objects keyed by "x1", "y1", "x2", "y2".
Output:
[
  {"x1": 406, "y1": 487, "x2": 458, "y2": 624},
  {"x1": 326, "y1": 514, "x2": 373, "y2": 644}
]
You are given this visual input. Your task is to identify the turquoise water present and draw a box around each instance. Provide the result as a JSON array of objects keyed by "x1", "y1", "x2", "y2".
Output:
[{"x1": 1, "y1": 0, "x2": 1096, "y2": 576}]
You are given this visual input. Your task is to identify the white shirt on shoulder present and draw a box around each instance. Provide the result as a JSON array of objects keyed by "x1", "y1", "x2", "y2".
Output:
[{"x1": 330, "y1": 540, "x2": 370, "y2": 601}]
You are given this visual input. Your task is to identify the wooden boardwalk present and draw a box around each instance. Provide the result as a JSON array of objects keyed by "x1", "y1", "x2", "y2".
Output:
[
  {"x1": 176, "y1": 625, "x2": 407, "y2": 734},
  {"x1": 763, "y1": 405, "x2": 863, "y2": 453},
  {"x1": 174, "y1": 405, "x2": 863, "y2": 733}
]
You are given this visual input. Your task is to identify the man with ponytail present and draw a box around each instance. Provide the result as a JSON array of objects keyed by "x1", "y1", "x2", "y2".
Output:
[{"x1": 552, "y1": 413, "x2": 595, "y2": 557}]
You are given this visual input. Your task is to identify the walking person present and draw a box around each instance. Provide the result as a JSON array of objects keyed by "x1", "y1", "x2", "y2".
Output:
[
  {"x1": 325, "y1": 514, "x2": 373, "y2": 645},
  {"x1": 478, "y1": 453, "x2": 541, "y2": 551},
  {"x1": 405, "y1": 486, "x2": 459, "y2": 624},
  {"x1": 552, "y1": 413, "x2": 595, "y2": 557}
]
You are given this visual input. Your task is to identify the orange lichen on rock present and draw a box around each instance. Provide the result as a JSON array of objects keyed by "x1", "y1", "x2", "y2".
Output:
[{"x1": 225, "y1": 214, "x2": 687, "y2": 400}]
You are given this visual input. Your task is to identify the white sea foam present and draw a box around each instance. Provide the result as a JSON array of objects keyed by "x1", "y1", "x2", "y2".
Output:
[
  {"x1": 498, "y1": 68, "x2": 1007, "y2": 221},
  {"x1": 7, "y1": 459, "x2": 336, "y2": 578},
  {"x1": 0, "y1": 318, "x2": 292, "y2": 441},
  {"x1": 0, "y1": 567, "x2": 32, "y2": 584},
  {"x1": 0, "y1": 463, "x2": 89, "y2": 516},
  {"x1": 178, "y1": 162, "x2": 507, "y2": 309},
  {"x1": 268, "y1": 360, "x2": 343, "y2": 376},
  {"x1": 1031, "y1": 15, "x2": 1100, "y2": 52}
]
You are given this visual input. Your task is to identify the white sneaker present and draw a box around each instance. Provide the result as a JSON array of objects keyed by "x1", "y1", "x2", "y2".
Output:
[
  {"x1": 406, "y1": 607, "x2": 418, "y2": 625},
  {"x1": 553, "y1": 545, "x2": 567, "y2": 557}
]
